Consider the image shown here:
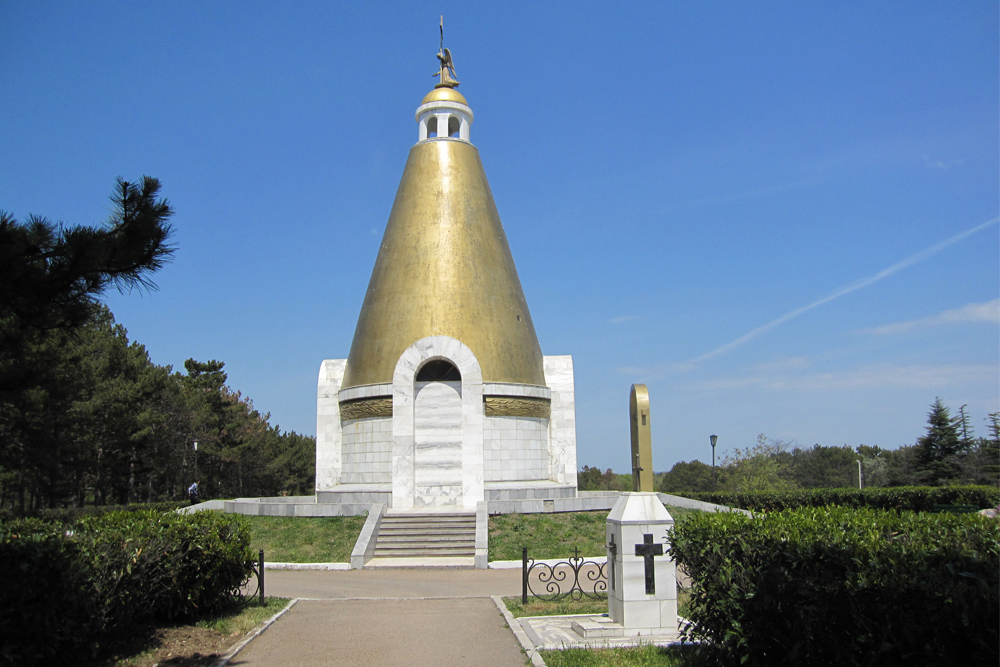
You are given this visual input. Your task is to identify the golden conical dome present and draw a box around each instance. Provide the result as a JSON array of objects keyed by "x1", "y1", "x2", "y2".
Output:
[{"x1": 341, "y1": 92, "x2": 545, "y2": 389}]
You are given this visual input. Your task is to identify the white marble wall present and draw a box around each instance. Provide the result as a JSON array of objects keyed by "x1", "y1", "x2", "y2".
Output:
[
  {"x1": 413, "y1": 380, "x2": 464, "y2": 505},
  {"x1": 315, "y1": 359, "x2": 347, "y2": 491},
  {"x1": 544, "y1": 355, "x2": 578, "y2": 487},
  {"x1": 392, "y1": 336, "x2": 485, "y2": 509},
  {"x1": 341, "y1": 417, "x2": 392, "y2": 484},
  {"x1": 317, "y1": 349, "x2": 578, "y2": 506},
  {"x1": 483, "y1": 416, "x2": 549, "y2": 481}
]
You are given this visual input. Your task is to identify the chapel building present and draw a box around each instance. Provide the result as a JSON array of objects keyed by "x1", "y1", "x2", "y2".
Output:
[{"x1": 315, "y1": 65, "x2": 578, "y2": 509}]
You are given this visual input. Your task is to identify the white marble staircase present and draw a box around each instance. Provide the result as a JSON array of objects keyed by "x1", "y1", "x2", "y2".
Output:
[{"x1": 371, "y1": 510, "x2": 477, "y2": 559}]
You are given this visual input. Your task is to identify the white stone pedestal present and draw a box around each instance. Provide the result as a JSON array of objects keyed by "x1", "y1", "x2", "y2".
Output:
[
  {"x1": 601, "y1": 492, "x2": 677, "y2": 635},
  {"x1": 516, "y1": 492, "x2": 681, "y2": 648}
]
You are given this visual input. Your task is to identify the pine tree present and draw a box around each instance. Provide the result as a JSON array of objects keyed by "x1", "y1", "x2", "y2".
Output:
[
  {"x1": 916, "y1": 398, "x2": 962, "y2": 484},
  {"x1": 952, "y1": 404, "x2": 974, "y2": 451}
]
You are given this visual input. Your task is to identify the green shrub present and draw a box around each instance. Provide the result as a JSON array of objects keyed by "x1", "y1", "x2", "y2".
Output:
[
  {"x1": 0, "y1": 510, "x2": 254, "y2": 666},
  {"x1": 685, "y1": 485, "x2": 1000, "y2": 512},
  {"x1": 78, "y1": 510, "x2": 254, "y2": 633},
  {"x1": 668, "y1": 507, "x2": 999, "y2": 666},
  {"x1": 0, "y1": 519, "x2": 94, "y2": 666}
]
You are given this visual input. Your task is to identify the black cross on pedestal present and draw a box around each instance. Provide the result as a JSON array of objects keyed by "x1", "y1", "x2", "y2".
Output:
[
  {"x1": 635, "y1": 533, "x2": 663, "y2": 595},
  {"x1": 606, "y1": 534, "x2": 617, "y2": 591}
]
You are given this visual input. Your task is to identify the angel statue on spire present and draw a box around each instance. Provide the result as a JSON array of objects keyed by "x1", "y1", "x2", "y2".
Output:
[{"x1": 433, "y1": 16, "x2": 460, "y2": 88}]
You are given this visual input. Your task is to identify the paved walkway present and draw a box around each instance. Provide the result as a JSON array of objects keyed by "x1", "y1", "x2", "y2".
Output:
[
  {"x1": 263, "y1": 567, "x2": 523, "y2": 600},
  {"x1": 227, "y1": 568, "x2": 528, "y2": 667}
]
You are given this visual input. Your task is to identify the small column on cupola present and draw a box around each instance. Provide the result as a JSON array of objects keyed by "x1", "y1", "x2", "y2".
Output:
[{"x1": 416, "y1": 31, "x2": 473, "y2": 142}]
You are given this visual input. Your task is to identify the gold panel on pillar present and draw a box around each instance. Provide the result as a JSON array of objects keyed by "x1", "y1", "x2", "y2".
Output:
[
  {"x1": 342, "y1": 126, "x2": 545, "y2": 389},
  {"x1": 630, "y1": 384, "x2": 654, "y2": 492}
]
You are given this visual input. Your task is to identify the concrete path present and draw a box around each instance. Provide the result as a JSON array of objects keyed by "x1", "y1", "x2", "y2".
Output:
[
  {"x1": 263, "y1": 567, "x2": 524, "y2": 600},
  {"x1": 229, "y1": 598, "x2": 526, "y2": 667},
  {"x1": 228, "y1": 569, "x2": 529, "y2": 667}
]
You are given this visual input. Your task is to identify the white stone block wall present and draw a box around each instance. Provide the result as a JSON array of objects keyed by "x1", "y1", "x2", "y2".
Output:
[
  {"x1": 340, "y1": 417, "x2": 393, "y2": 484},
  {"x1": 413, "y1": 380, "x2": 464, "y2": 505},
  {"x1": 392, "y1": 335, "x2": 485, "y2": 509},
  {"x1": 316, "y1": 359, "x2": 347, "y2": 491},
  {"x1": 544, "y1": 355, "x2": 578, "y2": 487},
  {"x1": 483, "y1": 416, "x2": 549, "y2": 481}
]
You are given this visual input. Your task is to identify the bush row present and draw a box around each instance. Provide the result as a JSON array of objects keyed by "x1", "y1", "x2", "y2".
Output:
[
  {"x1": 0, "y1": 500, "x2": 190, "y2": 524},
  {"x1": 668, "y1": 507, "x2": 999, "y2": 666},
  {"x1": 0, "y1": 509, "x2": 253, "y2": 666},
  {"x1": 684, "y1": 485, "x2": 1000, "y2": 512}
]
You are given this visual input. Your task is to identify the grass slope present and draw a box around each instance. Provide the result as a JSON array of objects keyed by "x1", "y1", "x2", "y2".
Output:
[
  {"x1": 244, "y1": 514, "x2": 366, "y2": 563},
  {"x1": 241, "y1": 505, "x2": 703, "y2": 563},
  {"x1": 489, "y1": 506, "x2": 703, "y2": 561}
]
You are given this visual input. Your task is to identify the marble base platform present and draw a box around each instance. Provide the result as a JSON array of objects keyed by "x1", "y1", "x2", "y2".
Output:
[{"x1": 517, "y1": 613, "x2": 683, "y2": 650}]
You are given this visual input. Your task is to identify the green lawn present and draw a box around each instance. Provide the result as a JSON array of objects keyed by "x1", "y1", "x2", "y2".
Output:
[
  {"x1": 502, "y1": 589, "x2": 691, "y2": 620},
  {"x1": 194, "y1": 596, "x2": 291, "y2": 635},
  {"x1": 539, "y1": 645, "x2": 707, "y2": 667},
  {"x1": 244, "y1": 514, "x2": 366, "y2": 563},
  {"x1": 503, "y1": 595, "x2": 609, "y2": 618},
  {"x1": 241, "y1": 504, "x2": 703, "y2": 564},
  {"x1": 488, "y1": 506, "x2": 703, "y2": 561}
]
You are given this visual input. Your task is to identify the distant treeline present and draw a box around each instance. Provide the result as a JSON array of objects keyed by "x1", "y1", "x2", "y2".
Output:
[
  {"x1": 0, "y1": 304, "x2": 315, "y2": 513},
  {"x1": 580, "y1": 399, "x2": 999, "y2": 494}
]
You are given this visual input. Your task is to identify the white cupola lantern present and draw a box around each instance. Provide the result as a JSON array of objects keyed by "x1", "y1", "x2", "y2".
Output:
[{"x1": 416, "y1": 87, "x2": 473, "y2": 143}]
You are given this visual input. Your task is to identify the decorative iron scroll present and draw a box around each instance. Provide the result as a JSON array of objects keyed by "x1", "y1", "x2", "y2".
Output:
[
  {"x1": 484, "y1": 396, "x2": 551, "y2": 418},
  {"x1": 230, "y1": 549, "x2": 266, "y2": 607},
  {"x1": 340, "y1": 397, "x2": 393, "y2": 420},
  {"x1": 521, "y1": 546, "x2": 608, "y2": 603}
]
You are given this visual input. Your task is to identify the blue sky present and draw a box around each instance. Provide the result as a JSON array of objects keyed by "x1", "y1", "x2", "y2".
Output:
[{"x1": 2, "y1": 2, "x2": 997, "y2": 472}]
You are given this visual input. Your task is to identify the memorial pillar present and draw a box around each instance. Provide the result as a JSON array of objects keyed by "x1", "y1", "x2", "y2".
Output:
[{"x1": 606, "y1": 492, "x2": 677, "y2": 633}]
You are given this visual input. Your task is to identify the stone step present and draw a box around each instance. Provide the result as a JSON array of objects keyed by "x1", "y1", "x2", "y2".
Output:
[
  {"x1": 373, "y1": 547, "x2": 475, "y2": 557},
  {"x1": 380, "y1": 521, "x2": 475, "y2": 530},
  {"x1": 375, "y1": 543, "x2": 475, "y2": 552},
  {"x1": 383, "y1": 511, "x2": 476, "y2": 519},
  {"x1": 377, "y1": 533, "x2": 474, "y2": 543},
  {"x1": 380, "y1": 517, "x2": 475, "y2": 524},
  {"x1": 380, "y1": 521, "x2": 476, "y2": 532},
  {"x1": 377, "y1": 533, "x2": 474, "y2": 541},
  {"x1": 371, "y1": 510, "x2": 479, "y2": 561}
]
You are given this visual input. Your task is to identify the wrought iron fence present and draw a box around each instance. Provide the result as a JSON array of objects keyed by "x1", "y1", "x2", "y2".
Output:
[
  {"x1": 230, "y1": 548, "x2": 265, "y2": 606},
  {"x1": 521, "y1": 546, "x2": 608, "y2": 604}
]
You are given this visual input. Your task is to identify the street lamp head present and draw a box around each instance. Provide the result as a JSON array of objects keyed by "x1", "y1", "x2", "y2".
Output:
[{"x1": 710, "y1": 434, "x2": 718, "y2": 448}]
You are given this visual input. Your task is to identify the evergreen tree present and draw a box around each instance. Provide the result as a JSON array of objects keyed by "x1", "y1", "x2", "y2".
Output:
[
  {"x1": 659, "y1": 460, "x2": 714, "y2": 493},
  {"x1": 977, "y1": 413, "x2": 1000, "y2": 485},
  {"x1": 0, "y1": 177, "x2": 174, "y2": 338},
  {"x1": 952, "y1": 404, "x2": 974, "y2": 450},
  {"x1": 916, "y1": 398, "x2": 962, "y2": 484}
]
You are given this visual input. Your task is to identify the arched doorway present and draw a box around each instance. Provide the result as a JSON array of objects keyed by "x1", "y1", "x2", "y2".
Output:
[
  {"x1": 413, "y1": 360, "x2": 463, "y2": 506},
  {"x1": 391, "y1": 336, "x2": 485, "y2": 509}
]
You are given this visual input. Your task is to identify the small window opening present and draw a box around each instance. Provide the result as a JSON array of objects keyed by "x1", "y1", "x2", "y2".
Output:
[
  {"x1": 417, "y1": 359, "x2": 461, "y2": 381},
  {"x1": 448, "y1": 116, "x2": 461, "y2": 137},
  {"x1": 642, "y1": 413, "x2": 647, "y2": 426},
  {"x1": 427, "y1": 117, "x2": 438, "y2": 138}
]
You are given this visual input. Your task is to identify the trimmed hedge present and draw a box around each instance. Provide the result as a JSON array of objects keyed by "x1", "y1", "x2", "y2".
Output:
[
  {"x1": 668, "y1": 507, "x2": 999, "y2": 666},
  {"x1": 684, "y1": 485, "x2": 1000, "y2": 512},
  {"x1": 0, "y1": 500, "x2": 189, "y2": 524},
  {"x1": 0, "y1": 510, "x2": 253, "y2": 666}
]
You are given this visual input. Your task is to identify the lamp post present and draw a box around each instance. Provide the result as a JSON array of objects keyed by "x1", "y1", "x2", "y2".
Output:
[
  {"x1": 710, "y1": 434, "x2": 718, "y2": 491},
  {"x1": 856, "y1": 459, "x2": 862, "y2": 490},
  {"x1": 194, "y1": 441, "x2": 199, "y2": 481}
]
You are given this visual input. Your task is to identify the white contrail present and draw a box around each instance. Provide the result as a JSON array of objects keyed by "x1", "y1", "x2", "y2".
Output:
[{"x1": 689, "y1": 217, "x2": 1000, "y2": 364}]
